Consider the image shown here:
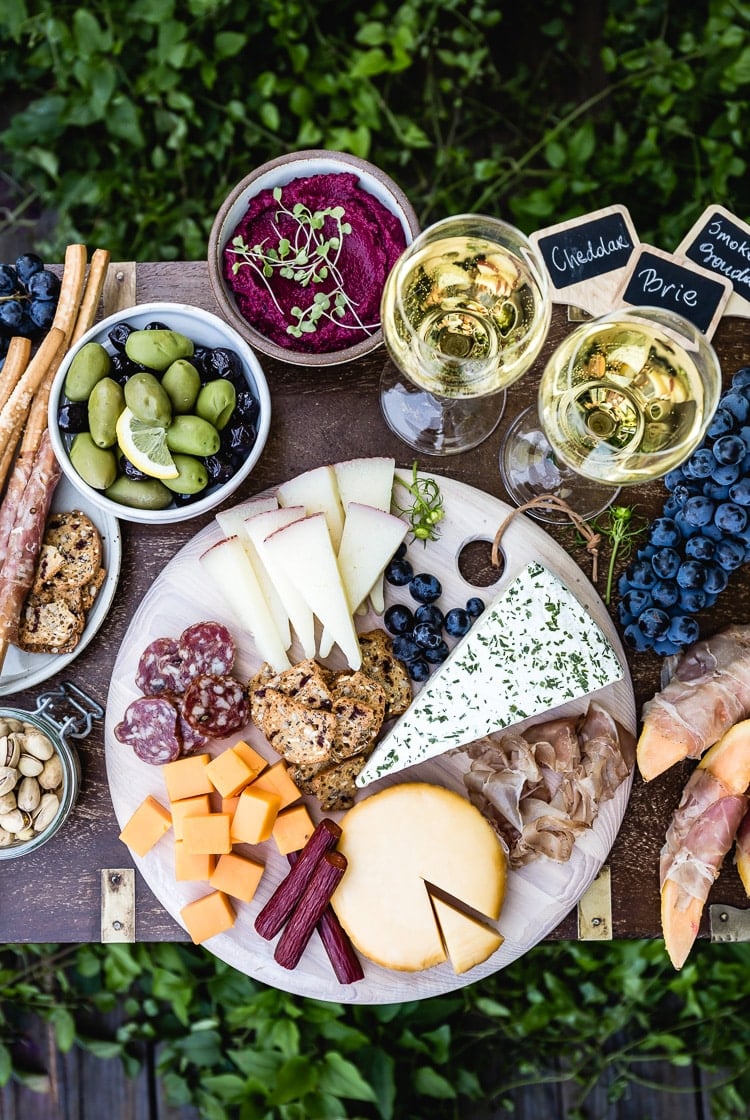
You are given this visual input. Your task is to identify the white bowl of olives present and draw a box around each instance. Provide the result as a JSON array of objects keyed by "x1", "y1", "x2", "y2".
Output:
[{"x1": 48, "y1": 302, "x2": 272, "y2": 524}]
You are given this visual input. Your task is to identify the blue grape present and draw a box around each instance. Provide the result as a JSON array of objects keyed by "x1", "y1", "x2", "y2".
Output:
[
  {"x1": 465, "y1": 596, "x2": 485, "y2": 618},
  {"x1": 651, "y1": 579, "x2": 680, "y2": 608},
  {"x1": 648, "y1": 517, "x2": 682, "y2": 548},
  {"x1": 413, "y1": 622, "x2": 444, "y2": 651},
  {"x1": 676, "y1": 560, "x2": 707, "y2": 589},
  {"x1": 620, "y1": 588, "x2": 653, "y2": 615},
  {"x1": 651, "y1": 547, "x2": 681, "y2": 579},
  {"x1": 444, "y1": 607, "x2": 472, "y2": 637},
  {"x1": 652, "y1": 636, "x2": 683, "y2": 657},
  {"x1": 392, "y1": 634, "x2": 421, "y2": 662},
  {"x1": 406, "y1": 657, "x2": 430, "y2": 682},
  {"x1": 685, "y1": 534, "x2": 715, "y2": 560},
  {"x1": 709, "y1": 460, "x2": 741, "y2": 486},
  {"x1": 679, "y1": 587, "x2": 707, "y2": 612},
  {"x1": 702, "y1": 561, "x2": 730, "y2": 593},
  {"x1": 666, "y1": 615, "x2": 700, "y2": 646},
  {"x1": 712, "y1": 434, "x2": 746, "y2": 465},
  {"x1": 663, "y1": 467, "x2": 686, "y2": 491},
  {"x1": 714, "y1": 501, "x2": 747, "y2": 534},
  {"x1": 714, "y1": 538, "x2": 745, "y2": 572},
  {"x1": 424, "y1": 639, "x2": 450, "y2": 664},
  {"x1": 623, "y1": 623, "x2": 651, "y2": 652},
  {"x1": 414, "y1": 603, "x2": 444, "y2": 629},
  {"x1": 385, "y1": 557, "x2": 413, "y2": 585},
  {"x1": 683, "y1": 495, "x2": 715, "y2": 527},
  {"x1": 729, "y1": 477, "x2": 750, "y2": 506},
  {"x1": 383, "y1": 603, "x2": 414, "y2": 635},
  {"x1": 721, "y1": 391, "x2": 750, "y2": 423},
  {"x1": 409, "y1": 572, "x2": 442, "y2": 603},
  {"x1": 639, "y1": 607, "x2": 670, "y2": 639},
  {"x1": 683, "y1": 448, "x2": 719, "y2": 478},
  {"x1": 706, "y1": 408, "x2": 736, "y2": 438},
  {"x1": 732, "y1": 367, "x2": 750, "y2": 389},
  {"x1": 625, "y1": 559, "x2": 657, "y2": 590}
]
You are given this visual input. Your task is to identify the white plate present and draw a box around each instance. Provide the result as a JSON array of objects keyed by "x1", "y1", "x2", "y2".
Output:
[
  {"x1": 0, "y1": 475, "x2": 122, "y2": 696},
  {"x1": 105, "y1": 470, "x2": 635, "y2": 1005}
]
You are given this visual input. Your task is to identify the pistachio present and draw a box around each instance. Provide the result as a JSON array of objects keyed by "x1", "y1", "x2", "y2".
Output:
[
  {"x1": 17, "y1": 776, "x2": 41, "y2": 813},
  {"x1": 38, "y1": 755, "x2": 63, "y2": 790},
  {"x1": 0, "y1": 826, "x2": 13, "y2": 847},
  {"x1": 0, "y1": 721, "x2": 10, "y2": 736},
  {"x1": 15, "y1": 826, "x2": 35, "y2": 842},
  {"x1": 0, "y1": 766, "x2": 18, "y2": 796},
  {"x1": 18, "y1": 754, "x2": 44, "y2": 777},
  {"x1": 22, "y1": 730, "x2": 54, "y2": 761},
  {"x1": 5, "y1": 718, "x2": 23, "y2": 733},
  {"x1": 0, "y1": 808, "x2": 25, "y2": 833},
  {"x1": 33, "y1": 793, "x2": 60, "y2": 833},
  {"x1": 0, "y1": 791, "x2": 16, "y2": 814},
  {"x1": 2, "y1": 734, "x2": 20, "y2": 768}
]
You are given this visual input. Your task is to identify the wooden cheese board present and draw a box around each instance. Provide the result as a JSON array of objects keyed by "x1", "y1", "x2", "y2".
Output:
[{"x1": 104, "y1": 469, "x2": 636, "y2": 1004}]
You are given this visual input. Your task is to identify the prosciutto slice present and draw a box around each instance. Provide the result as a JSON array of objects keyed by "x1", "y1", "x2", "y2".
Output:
[
  {"x1": 638, "y1": 625, "x2": 750, "y2": 780},
  {"x1": 660, "y1": 768, "x2": 748, "y2": 904}
]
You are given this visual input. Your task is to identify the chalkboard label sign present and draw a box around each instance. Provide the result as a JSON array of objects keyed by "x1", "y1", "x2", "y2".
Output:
[
  {"x1": 677, "y1": 204, "x2": 750, "y2": 316},
  {"x1": 615, "y1": 244, "x2": 732, "y2": 338},
  {"x1": 530, "y1": 205, "x2": 639, "y2": 316}
]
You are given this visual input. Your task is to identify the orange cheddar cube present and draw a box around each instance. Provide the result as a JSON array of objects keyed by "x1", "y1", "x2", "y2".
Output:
[
  {"x1": 222, "y1": 794, "x2": 240, "y2": 820},
  {"x1": 210, "y1": 851, "x2": 265, "y2": 903},
  {"x1": 230, "y1": 787, "x2": 280, "y2": 844},
  {"x1": 170, "y1": 794, "x2": 211, "y2": 841},
  {"x1": 182, "y1": 812, "x2": 232, "y2": 855},
  {"x1": 118, "y1": 795, "x2": 171, "y2": 858},
  {"x1": 205, "y1": 747, "x2": 255, "y2": 798},
  {"x1": 272, "y1": 803, "x2": 315, "y2": 855},
  {"x1": 251, "y1": 760, "x2": 300, "y2": 809},
  {"x1": 174, "y1": 841, "x2": 216, "y2": 882},
  {"x1": 180, "y1": 890, "x2": 235, "y2": 944},
  {"x1": 163, "y1": 753, "x2": 213, "y2": 801},
  {"x1": 232, "y1": 740, "x2": 268, "y2": 778}
]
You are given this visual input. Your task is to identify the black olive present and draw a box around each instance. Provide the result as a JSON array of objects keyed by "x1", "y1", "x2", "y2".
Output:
[
  {"x1": 107, "y1": 322, "x2": 134, "y2": 351},
  {"x1": 57, "y1": 401, "x2": 88, "y2": 433},
  {"x1": 208, "y1": 346, "x2": 244, "y2": 386},
  {"x1": 191, "y1": 345, "x2": 212, "y2": 380},
  {"x1": 204, "y1": 455, "x2": 235, "y2": 485},
  {"x1": 144, "y1": 320, "x2": 169, "y2": 331},
  {"x1": 120, "y1": 456, "x2": 150, "y2": 481},
  {"x1": 110, "y1": 351, "x2": 143, "y2": 384},
  {"x1": 234, "y1": 390, "x2": 259, "y2": 423},
  {"x1": 222, "y1": 420, "x2": 257, "y2": 455}
]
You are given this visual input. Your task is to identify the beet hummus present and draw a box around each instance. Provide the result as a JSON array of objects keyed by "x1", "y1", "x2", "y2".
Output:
[{"x1": 223, "y1": 171, "x2": 407, "y2": 353}]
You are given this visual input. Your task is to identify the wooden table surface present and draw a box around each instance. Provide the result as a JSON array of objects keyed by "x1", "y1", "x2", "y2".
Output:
[{"x1": 1, "y1": 260, "x2": 749, "y2": 949}]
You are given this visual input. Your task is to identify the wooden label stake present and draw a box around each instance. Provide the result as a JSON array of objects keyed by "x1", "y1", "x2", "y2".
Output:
[
  {"x1": 101, "y1": 868, "x2": 135, "y2": 943},
  {"x1": 101, "y1": 261, "x2": 137, "y2": 317},
  {"x1": 577, "y1": 865, "x2": 612, "y2": 941}
]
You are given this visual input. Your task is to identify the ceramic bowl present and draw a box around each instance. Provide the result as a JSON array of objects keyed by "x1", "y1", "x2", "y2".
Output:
[
  {"x1": 48, "y1": 301, "x2": 271, "y2": 525},
  {"x1": 207, "y1": 149, "x2": 420, "y2": 366}
]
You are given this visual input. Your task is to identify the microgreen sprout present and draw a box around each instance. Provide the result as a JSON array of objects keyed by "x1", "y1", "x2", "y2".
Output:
[
  {"x1": 591, "y1": 504, "x2": 648, "y2": 605},
  {"x1": 394, "y1": 461, "x2": 445, "y2": 544},
  {"x1": 226, "y1": 186, "x2": 379, "y2": 339}
]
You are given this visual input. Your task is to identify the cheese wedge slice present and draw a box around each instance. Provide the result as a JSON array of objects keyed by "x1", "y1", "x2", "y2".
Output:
[
  {"x1": 216, "y1": 497, "x2": 291, "y2": 650},
  {"x1": 199, "y1": 536, "x2": 291, "y2": 672},
  {"x1": 244, "y1": 505, "x2": 317, "y2": 659},
  {"x1": 430, "y1": 895, "x2": 504, "y2": 975},
  {"x1": 333, "y1": 457, "x2": 397, "y2": 614},
  {"x1": 276, "y1": 464, "x2": 346, "y2": 551},
  {"x1": 261, "y1": 512, "x2": 362, "y2": 669},
  {"x1": 358, "y1": 561, "x2": 624, "y2": 786},
  {"x1": 331, "y1": 782, "x2": 505, "y2": 973}
]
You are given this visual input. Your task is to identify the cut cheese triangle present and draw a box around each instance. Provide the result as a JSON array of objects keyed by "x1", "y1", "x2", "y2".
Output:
[
  {"x1": 261, "y1": 512, "x2": 362, "y2": 669},
  {"x1": 358, "y1": 561, "x2": 624, "y2": 786},
  {"x1": 276, "y1": 464, "x2": 345, "y2": 551},
  {"x1": 333, "y1": 457, "x2": 396, "y2": 617},
  {"x1": 243, "y1": 505, "x2": 317, "y2": 659},
  {"x1": 429, "y1": 894, "x2": 504, "y2": 975},
  {"x1": 331, "y1": 782, "x2": 505, "y2": 973}
]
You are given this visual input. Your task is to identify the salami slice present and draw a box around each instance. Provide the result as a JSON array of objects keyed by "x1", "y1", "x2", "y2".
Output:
[
  {"x1": 177, "y1": 711, "x2": 210, "y2": 756},
  {"x1": 181, "y1": 673, "x2": 249, "y2": 738},
  {"x1": 176, "y1": 621, "x2": 236, "y2": 688},
  {"x1": 135, "y1": 637, "x2": 186, "y2": 696},
  {"x1": 114, "y1": 696, "x2": 182, "y2": 764}
]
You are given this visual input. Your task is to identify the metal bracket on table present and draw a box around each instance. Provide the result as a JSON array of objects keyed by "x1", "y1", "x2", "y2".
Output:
[
  {"x1": 101, "y1": 868, "x2": 135, "y2": 943},
  {"x1": 710, "y1": 904, "x2": 750, "y2": 943},
  {"x1": 577, "y1": 865, "x2": 613, "y2": 940}
]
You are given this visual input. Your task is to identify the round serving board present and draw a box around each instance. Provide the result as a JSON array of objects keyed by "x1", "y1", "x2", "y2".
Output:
[{"x1": 105, "y1": 470, "x2": 635, "y2": 1004}]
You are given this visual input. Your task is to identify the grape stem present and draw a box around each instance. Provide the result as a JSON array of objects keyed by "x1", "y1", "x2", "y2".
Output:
[
  {"x1": 591, "y1": 505, "x2": 648, "y2": 605},
  {"x1": 394, "y1": 460, "x2": 445, "y2": 544}
]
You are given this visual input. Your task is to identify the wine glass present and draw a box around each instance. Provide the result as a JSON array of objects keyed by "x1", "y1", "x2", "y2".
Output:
[
  {"x1": 500, "y1": 305, "x2": 723, "y2": 520},
  {"x1": 379, "y1": 214, "x2": 552, "y2": 455}
]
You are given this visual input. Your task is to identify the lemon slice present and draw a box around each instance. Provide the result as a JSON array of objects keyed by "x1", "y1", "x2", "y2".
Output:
[{"x1": 115, "y1": 407, "x2": 179, "y2": 480}]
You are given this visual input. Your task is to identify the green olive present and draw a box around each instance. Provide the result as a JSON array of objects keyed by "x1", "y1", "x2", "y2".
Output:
[
  {"x1": 124, "y1": 372, "x2": 173, "y2": 427},
  {"x1": 87, "y1": 377, "x2": 125, "y2": 448},
  {"x1": 162, "y1": 360, "x2": 201, "y2": 414},
  {"x1": 161, "y1": 454, "x2": 209, "y2": 495},
  {"x1": 63, "y1": 342, "x2": 111, "y2": 402},
  {"x1": 196, "y1": 379, "x2": 236, "y2": 430},
  {"x1": 124, "y1": 329, "x2": 194, "y2": 372},
  {"x1": 165, "y1": 414, "x2": 220, "y2": 457},
  {"x1": 104, "y1": 476, "x2": 173, "y2": 510},
  {"x1": 69, "y1": 433, "x2": 118, "y2": 490}
]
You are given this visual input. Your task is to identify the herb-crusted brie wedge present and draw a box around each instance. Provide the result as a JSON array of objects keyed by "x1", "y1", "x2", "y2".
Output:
[{"x1": 357, "y1": 561, "x2": 624, "y2": 786}]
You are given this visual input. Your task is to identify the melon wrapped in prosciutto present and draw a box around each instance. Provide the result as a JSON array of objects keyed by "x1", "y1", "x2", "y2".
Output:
[
  {"x1": 463, "y1": 701, "x2": 634, "y2": 868},
  {"x1": 638, "y1": 624, "x2": 750, "y2": 782}
]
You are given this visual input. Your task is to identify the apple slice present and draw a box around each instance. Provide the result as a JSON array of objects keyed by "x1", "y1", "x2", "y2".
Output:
[
  {"x1": 262, "y1": 513, "x2": 362, "y2": 669},
  {"x1": 215, "y1": 496, "x2": 291, "y2": 650},
  {"x1": 199, "y1": 536, "x2": 291, "y2": 673},
  {"x1": 318, "y1": 503, "x2": 407, "y2": 658},
  {"x1": 276, "y1": 465, "x2": 346, "y2": 551},
  {"x1": 334, "y1": 456, "x2": 396, "y2": 614},
  {"x1": 244, "y1": 506, "x2": 317, "y2": 659}
]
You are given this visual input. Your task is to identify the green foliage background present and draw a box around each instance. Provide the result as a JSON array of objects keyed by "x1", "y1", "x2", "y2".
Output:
[{"x1": 2, "y1": 1, "x2": 750, "y2": 1117}]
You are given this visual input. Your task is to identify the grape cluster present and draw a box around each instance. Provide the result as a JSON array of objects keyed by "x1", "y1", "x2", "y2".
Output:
[
  {"x1": 617, "y1": 366, "x2": 750, "y2": 655},
  {"x1": 383, "y1": 543, "x2": 486, "y2": 681},
  {"x1": 0, "y1": 253, "x2": 61, "y2": 369}
]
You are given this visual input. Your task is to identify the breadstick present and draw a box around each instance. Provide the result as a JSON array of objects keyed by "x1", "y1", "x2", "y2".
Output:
[
  {"x1": 71, "y1": 247, "x2": 111, "y2": 345},
  {"x1": 52, "y1": 243, "x2": 88, "y2": 345},
  {"x1": 0, "y1": 327, "x2": 65, "y2": 454},
  {"x1": 0, "y1": 336, "x2": 32, "y2": 413}
]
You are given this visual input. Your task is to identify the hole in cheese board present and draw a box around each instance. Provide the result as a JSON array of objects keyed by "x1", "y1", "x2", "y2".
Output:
[{"x1": 456, "y1": 537, "x2": 505, "y2": 587}]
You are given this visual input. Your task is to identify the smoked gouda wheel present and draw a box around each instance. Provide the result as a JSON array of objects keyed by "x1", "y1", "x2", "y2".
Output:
[{"x1": 331, "y1": 782, "x2": 506, "y2": 972}]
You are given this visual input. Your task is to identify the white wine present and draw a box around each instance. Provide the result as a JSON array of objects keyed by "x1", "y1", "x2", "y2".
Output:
[
  {"x1": 540, "y1": 312, "x2": 721, "y2": 485},
  {"x1": 382, "y1": 232, "x2": 549, "y2": 399}
]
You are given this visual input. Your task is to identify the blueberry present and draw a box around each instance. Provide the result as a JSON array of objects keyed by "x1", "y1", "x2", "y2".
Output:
[
  {"x1": 651, "y1": 546, "x2": 681, "y2": 579},
  {"x1": 714, "y1": 501, "x2": 747, "y2": 534},
  {"x1": 406, "y1": 657, "x2": 431, "y2": 682},
  {"x1": 413, "y1": 622, "x2": 444, "y2": 650},
  {"x1": 444, "y1": 607, "x2": 472, "y2": 637},
  {"x1": 650, "y1": 579, "x2": 680, "y2": 608},
  {"x1": 414, "y1": 603, "x2": 444, "y2": 629},
  {"x1": 465, "y1": 596, "x2": 485, "y2": 618},
  {"x1": 639, "y1": 607, "x2": 671, "y2": 639},
  {"x1": 625, "y1": 558, "x2": 657, "y2": 590},
  {"x1": 729, "y1": 477, "x2": 750, "y2": 506},
  {"x1": 623, "y1": 622, "x2": 650, "y2": 652},
  {"x1": 649, "y1": 517, "x2": 682, "y2": 548},
  {"x1": 424, "y1": 639, "x2": 450, "y2": 664},
  {"x1": 383, "y1": 603, "x2": 414, "y2": 635},
  {"x1": 685, "y1": 534, "x2": 715, "y2": 560},
  {"x1": 714, "y1": 538, "x2": 745, "y2": 573},
  {"x1": 666, "y1": 614, "x2": 700, "y2": 647},
  {"x1": 409, "y1": 572, "x2": 442, "y2": 603},
  {"x1": 391, "y1": 634, "x2": 421, "y2": 662},
  {"x1": 712, "y1": 434, "x2": 746, "y2": 465},
  {"x1": 683, "y1": 495, "x2": 715, "y2": 527},
  {"x1": 27, "y1": 269, "x2": 60, "y2": 300},
  {"x1": 702, "y1": 561, "x2": 730, "y2": 593},
  {"x1": 706, "y1": 408, "x2": 735, "y2": 439},
  {"x1": 385, "y1": 557, "x2": 413, "y2": 585},
  {"x1": 14, "y1": 252, "x2": 44, "y2": 284}
]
